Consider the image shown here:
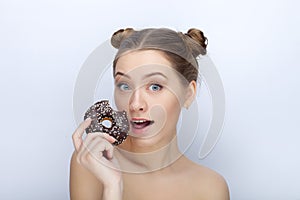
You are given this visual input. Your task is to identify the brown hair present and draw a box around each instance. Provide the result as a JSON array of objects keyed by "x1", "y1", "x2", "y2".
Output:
[{"x1": 110, "y1": 28, "x2": 208, "y2": 83}]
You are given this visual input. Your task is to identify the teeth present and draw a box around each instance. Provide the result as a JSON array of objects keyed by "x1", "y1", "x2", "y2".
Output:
[{"x1": 132, "y1": 120, "x2": 147, "y2": 123}]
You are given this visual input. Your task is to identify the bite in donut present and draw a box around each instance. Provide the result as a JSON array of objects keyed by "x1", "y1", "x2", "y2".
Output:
[{"x1": 83, "y1": 100, "x2": 129, "y2": 145}]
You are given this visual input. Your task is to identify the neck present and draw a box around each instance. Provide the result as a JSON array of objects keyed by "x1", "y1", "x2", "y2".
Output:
[{"x1": 114, "y1": 135, "x2": 182, "y2": 173}]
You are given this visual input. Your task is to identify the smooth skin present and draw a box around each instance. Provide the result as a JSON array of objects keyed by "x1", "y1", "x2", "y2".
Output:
[{"x1": 70, "y1": 50, "x2": 230, "y2": 200}]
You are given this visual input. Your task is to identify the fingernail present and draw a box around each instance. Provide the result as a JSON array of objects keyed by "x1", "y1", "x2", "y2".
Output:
[
  {"x1": 111, "y1": 136, "x2": 117, "y2": 142},
  {"x1": 103, "y1": 133, "x2": 116, "y2": 142}
]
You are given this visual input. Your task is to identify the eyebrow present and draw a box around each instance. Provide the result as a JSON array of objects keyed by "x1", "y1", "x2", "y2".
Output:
[
  {"x1": 143, "y1": 72, "x2": 168, "y2": 79},
  {"x1": 114, "y1": 71, "x2": 130, "y2": 78},
  {"x1": 114, "y1": 71, "x2": 168, "y2": 79}
]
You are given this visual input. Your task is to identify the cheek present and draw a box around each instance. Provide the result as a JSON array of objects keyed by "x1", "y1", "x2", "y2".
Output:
[
  {"x1": 166, "y1": 96, "x2": 181, "y2": 121},
  {"x1": 148, "y1": 105, "x2": 167, "y2": 135},
  {"x1": 165, "y1": 91, "x2": 184, "y2": 125},
  {"x1": 153, "y1": 93, "x2": 181, "y2": 122},
  {"x1": 150, "y1": 96, "x2": 181, "y2": 137}
]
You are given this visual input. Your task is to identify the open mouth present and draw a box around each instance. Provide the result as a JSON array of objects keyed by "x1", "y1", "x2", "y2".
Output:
[{"x1": 130, "y1": 119, "x2": 154, "y2": 129}]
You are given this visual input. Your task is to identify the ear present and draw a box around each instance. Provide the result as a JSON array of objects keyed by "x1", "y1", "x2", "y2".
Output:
[{"x1": 183, "y1": 80, "x2": 197, "y2": 109}]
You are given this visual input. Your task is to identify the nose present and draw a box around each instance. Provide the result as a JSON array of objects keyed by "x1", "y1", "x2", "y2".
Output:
[{"x1": 129, "y1": 88, "x2": 147, "y2": 112}]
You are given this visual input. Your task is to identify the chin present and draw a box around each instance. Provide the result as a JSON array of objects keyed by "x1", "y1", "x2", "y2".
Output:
[{"x1": 125, "y1": 128, "x2": 177, "y2": 152}]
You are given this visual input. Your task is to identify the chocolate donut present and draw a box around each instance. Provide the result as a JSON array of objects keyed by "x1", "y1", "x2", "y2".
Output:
[{"x1": 83, "y1": 100, "x2": 129, "y2": 145}]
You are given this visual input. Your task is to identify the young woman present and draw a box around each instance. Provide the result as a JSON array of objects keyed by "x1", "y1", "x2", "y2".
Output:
[{"x1": 70, "y1": 28, "x2": 230, "y2": 200}]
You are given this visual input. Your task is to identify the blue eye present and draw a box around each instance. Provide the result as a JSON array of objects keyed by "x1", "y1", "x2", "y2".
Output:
[
  {"x1": 117, "y1": 83, "x2": 130, "y2": 91},
  {"x1": 149, "y1": 84, "x2": 162, "y2": 91}
]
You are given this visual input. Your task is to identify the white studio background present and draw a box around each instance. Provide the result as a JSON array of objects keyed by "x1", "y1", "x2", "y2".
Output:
[{"x1": 0, "y1": 0, "x2": 299, "y2": 199}]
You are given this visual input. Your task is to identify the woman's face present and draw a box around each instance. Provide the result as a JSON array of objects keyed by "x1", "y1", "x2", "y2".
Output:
[{"x1": 114, "y1": 50, "x2": 193, "y2": 148}]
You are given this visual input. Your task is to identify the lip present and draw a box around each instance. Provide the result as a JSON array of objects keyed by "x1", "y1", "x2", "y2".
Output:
[
  {"x1": 130, "y1": 117, "x2": 154, "y2": 135},
  {"x1": 131, "y1": 117, "x2": 148, "y2": 120}
]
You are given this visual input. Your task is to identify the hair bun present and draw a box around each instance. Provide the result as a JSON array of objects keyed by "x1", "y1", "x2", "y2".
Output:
[
  {"x1": 111, "y1": 28, "x2": 135, "y2": 49},
  {"x1": 184, "y1": 28, "x2": 208, "y2": 56}
]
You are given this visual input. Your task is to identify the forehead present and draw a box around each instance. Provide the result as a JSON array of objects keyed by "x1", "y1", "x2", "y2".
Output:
[{"x1": 115, "y1": 50, "x2": 173, "y2": 74}]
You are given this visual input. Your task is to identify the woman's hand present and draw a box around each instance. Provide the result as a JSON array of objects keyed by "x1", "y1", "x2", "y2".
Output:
[{"x1": 72, "y1": 118, "x2": 123, "y2": 199}]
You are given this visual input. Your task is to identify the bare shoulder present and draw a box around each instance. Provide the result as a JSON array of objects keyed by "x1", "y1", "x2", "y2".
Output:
[
  {"x1": 178, "y1": 156, "x2": 230, "y2": 200},
  {"x1": 69, "y1": 151, "x2": 103, "y2": 200}
]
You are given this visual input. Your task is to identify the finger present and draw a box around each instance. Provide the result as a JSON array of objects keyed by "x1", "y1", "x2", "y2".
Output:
[
  {"x1": 72, "y1": 118, "x2": 92, "y2": 151},
  {"x1": 88, "y1": 138, "x2": 115, "y2": 161},
  {"x1": 78, "y1": 133, "x2": 113, "y2": 161},
  {"x1": 85, "y1": 136, "x2": 114, "y2": 159},
  {"x1": 94, "y1": 133, "x2": 116, "y2": 159},
  {"x1": 101, "y1": 133, "x2": 117, "y2": 144},
  {"x1": 80, "y1": 133, "x2": 107, "y2": 155},
  {"x1": 100, "y1": 133, "x2": 117, "y2": 159},
  {"x1": 80, "y1": 132, "x2": 116, "y2": 150},
  {"x1": 101, "y1": 135, "x2": 116, "y2": 159},
  {"x1": 80, "y1": 137, "x2": 114, "y2": 164},
  {"x1": 77, "y1": 132, "x2": 114, "y2": 163}
]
